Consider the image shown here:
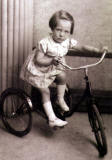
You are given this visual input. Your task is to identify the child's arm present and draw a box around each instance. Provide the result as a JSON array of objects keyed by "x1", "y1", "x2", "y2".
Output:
[
  {"x1": 34, "y1": 50, "x2": 52, "y2": 66},
  {"x1": 34, "y1": 50, "x2": 59, "y2": 67},
  {"x1": 71, "y1": 44, "x2": 101, "y2": 54},
  {"x1": 68, "y1": 39, "x2": 105, "y2": 55},
  {"x1": 70, "y1": 38, "x2": 108, "y2": 54}
]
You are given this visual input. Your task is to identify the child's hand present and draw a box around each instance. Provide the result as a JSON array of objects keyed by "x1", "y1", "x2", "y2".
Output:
[{"x1": 52, "y1": 56, "x2": 62, "y2": 66}]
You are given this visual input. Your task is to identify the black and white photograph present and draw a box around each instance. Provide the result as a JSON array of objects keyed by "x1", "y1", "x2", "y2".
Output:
[{"x1": 0, "y1": 0, "x2": 112, "y2": 159}]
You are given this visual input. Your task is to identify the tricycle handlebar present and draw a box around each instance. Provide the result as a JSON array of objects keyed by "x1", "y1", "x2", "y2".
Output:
[{"x1": 59, "y1": 50, "x2": 108, "y2": 71}]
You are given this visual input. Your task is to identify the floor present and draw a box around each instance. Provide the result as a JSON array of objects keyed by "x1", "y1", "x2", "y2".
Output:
[{"x1": 0, "y1": 112, "x2": 112, "y2": 160}]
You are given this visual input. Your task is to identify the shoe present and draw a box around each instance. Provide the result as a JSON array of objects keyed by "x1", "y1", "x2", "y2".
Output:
[
  {"x1": 49, "y1": 118, "x2": 68, "y2": 128},
  {"x1": 56, "y1": 99, "x2": 69, "y2": 112}
]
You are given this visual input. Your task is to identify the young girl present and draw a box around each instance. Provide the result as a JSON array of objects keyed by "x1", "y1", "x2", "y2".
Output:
[{"x1": 20, "y1": 10, "x2": 106, "y2": 128}]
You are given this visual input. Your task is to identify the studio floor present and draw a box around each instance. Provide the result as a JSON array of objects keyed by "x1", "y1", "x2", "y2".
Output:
[{"x1": 0, "y1": 112, "x2": 112, "y2": 160}]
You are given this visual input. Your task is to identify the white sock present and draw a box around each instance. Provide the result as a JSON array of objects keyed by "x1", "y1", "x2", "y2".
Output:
[{"x1": 43, "y1": 101, "x2": 56, "y2": 121}]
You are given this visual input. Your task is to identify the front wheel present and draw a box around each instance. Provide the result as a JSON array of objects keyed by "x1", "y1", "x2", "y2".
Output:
[
  {"x1": 0, "y1": 88, "x2": 32, "y2": 137},
  {"x1": 88, "y1": 104, "x2": 107, "y2": 156}
]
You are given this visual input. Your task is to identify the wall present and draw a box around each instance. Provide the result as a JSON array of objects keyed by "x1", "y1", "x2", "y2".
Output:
[
  {"x1": 0, "y1": 0, "x2": 33, "y2": 93},
  {"x1": 33, "y1": 0, "x2": 112, "y2": 92}
]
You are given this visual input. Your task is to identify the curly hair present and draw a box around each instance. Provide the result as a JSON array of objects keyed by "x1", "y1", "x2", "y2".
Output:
[{"x1": 49, "y1": 10, "x2": 74, "y2": 35}]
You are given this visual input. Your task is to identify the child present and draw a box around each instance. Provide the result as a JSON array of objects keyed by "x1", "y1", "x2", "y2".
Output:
[{"x1": 20, "y1": 10, "x2": 106, "y2": 128}]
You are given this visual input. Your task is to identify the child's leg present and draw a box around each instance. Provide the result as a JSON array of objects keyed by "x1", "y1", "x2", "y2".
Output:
[
  {"x1": 38, "y1": 87, "x2": 68, "y2": 127},
  {"x1": 56, "y1": 72, "x2": 69, "y2": 112},
  {"x1": 38, "y1": 88, "x2": 56, "y2": 121}
]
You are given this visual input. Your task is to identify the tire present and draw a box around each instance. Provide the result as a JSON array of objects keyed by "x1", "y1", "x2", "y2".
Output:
[
  {"x1": 0, "y1": 88, "x2": 32, "y2": 137},
  {"x1": 88, "y1": 104, "x2": 107, "y2": 156}
]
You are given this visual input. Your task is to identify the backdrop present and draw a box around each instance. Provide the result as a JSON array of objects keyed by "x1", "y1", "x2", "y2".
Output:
[{"x1": 33, "y1": 0, "x2": 112, "y2": 91}]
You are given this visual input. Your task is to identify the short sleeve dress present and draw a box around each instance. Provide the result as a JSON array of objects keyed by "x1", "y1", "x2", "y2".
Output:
[{"x1": 20, "y1": 34, "x2": 78, "y2": 88}]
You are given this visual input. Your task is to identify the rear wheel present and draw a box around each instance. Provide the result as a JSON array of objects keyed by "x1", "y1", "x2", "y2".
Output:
[
  {"x1": 88, "y1": 104, "x2": 107, "y2": 156},
  {"x1": 1, "y1": 88, "x2": 32, "y2": 137}
]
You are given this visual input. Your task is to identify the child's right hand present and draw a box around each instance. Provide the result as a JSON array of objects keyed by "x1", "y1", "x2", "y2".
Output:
[{"x1": 52, "y1": 56, "x2": 62, "y2": 66}]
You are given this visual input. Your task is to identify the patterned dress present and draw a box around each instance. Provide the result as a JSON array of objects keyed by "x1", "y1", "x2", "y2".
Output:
[{"x1": 20, "y1": 34, "x2": 77, "y2": 88}]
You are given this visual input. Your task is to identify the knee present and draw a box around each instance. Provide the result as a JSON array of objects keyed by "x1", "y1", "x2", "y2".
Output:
[{"x1": 56, "y1": 71, "x2": 66, "y2": 84}]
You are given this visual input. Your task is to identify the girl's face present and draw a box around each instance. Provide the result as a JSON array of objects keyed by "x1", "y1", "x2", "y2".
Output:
[{"x1": 52, "y1": 19, "x2": 71, "y2": 43}]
